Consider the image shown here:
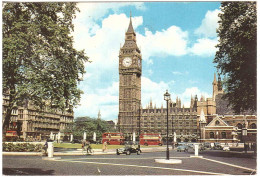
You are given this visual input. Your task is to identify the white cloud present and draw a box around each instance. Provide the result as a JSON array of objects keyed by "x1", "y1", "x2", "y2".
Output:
[
  {"x1": 75, "y1": 81, "x2": 119, "y2": 119},
  {"x1": 179, "y1": 87, "x2": 211, "y2": 107},
  {"x1": 172, "y1": 71, "x2": 189, "y2": 75},
  {"x1": 195, "y1": 9, "x2": 221, "y2": 38},
  {"x1": 189, "y1": 38, "x2": 218, "y2": 57},
  {"x1": 141, "y1": 77, "x2": 174, "y2": 108},
  {"x1": 137, "y1": 26, "x2": 189, "y2": 60}
]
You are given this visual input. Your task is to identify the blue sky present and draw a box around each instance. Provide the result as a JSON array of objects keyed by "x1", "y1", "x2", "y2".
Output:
[{"x1": 72, "y1": 1, "x2": 221, "y2": 121}]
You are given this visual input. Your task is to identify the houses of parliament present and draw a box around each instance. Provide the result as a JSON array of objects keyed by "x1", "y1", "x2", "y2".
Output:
[{"x1": 118, "y1": 14, "x2": 257, "y2": 143}]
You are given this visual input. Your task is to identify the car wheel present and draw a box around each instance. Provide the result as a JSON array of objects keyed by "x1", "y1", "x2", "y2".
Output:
[
  {"x1": 116, "y1": 151, "x2": 120, "y2": 155},
  {"x1": 144, "y1": 143, "x2": 148, "y2": 146},
  {"x1": 158, "y1": 143, "x2": 162, "y2": 146},
  {"x1": 137, "y1": 150, "x2": 141, "y2": 155},
  {"x1": 126, "y1": 151, "x2": 131, "y2": 155}
]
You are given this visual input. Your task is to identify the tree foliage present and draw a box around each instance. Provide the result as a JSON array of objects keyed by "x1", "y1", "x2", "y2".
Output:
[
  {"x1": 64, "y1": 117, "x2": 117, "y2": 141},
  {"x1": 2, "y1": 2, "x2": 89, "y2": 130},
  {"x1": 214, "y1": 1, "x2": 256, "y2": 113}
]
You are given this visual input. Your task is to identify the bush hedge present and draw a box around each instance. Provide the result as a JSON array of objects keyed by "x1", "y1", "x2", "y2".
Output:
[{"x1": 2, "y1": 142, "x2": 44, "y2": 152}]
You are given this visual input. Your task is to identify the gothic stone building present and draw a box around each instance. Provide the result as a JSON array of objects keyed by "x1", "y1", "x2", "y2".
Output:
[
  {"x1": 118, "y1": 14, "x2": 257, "y2": 143},
  {"x1": 2, "y1": 91, "x2": 73, "y2": 141}
]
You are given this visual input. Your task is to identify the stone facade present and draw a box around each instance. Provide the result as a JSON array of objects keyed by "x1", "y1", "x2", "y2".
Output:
[{"x1": 2, "y1": 92, "x2": 73, "y2": 141}]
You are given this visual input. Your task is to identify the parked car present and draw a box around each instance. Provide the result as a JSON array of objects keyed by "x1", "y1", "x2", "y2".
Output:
[
  {"x1": 177, "y1": 145, "x2": 188, "y2": 152},
  {"x1": 223, "y1": 145, "x2": 230, "y2": 151},
  {"x1": 203, "y1": 142, "x2": 211, "y2": 149},
  {"x1": 187, "y1": 143, "x2": 194, "y2": 148},
  {"x1": 71, "y1": 139, "x2": 81, "y2": 144},
  {"x1": 213, "y1": 142, "x2": 222, "y2": 150},
  {"x1": 116, "y1": 142, "x2": 141, "y2": 155},
  {"x1": 192, "y1": 143, "x2": 205, "y2": 151}
]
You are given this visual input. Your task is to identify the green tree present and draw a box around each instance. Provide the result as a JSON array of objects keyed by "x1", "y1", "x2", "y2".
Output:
[
  {"x1": 2, "y1": 2, "x2": 89, "y2": 131},
  {"x1": 214, "y1": 1, "x2": 256, "y2": 113},
  {"x1": 66, "y1": 117, "x2": 117, "y2": 141}
]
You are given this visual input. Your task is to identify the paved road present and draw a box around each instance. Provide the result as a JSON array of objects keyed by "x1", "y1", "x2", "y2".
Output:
[{"x1": 2, "y1": 150, "x2": 256, "y2": 175}]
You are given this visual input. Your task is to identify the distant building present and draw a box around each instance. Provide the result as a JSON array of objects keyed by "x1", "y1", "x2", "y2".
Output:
[
  {"x1": 2, "y1": 92, "x2": 73, "y2": 141},
  {"x1": 106, "y1": 120, "x2": 116, "y2": 130}
]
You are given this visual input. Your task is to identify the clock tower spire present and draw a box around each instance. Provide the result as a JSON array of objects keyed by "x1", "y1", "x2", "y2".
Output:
[{"x1": 118, "y1": 13, "x2": 142, "y2": 134}]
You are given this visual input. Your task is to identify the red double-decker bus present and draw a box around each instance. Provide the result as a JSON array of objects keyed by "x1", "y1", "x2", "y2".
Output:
[
  {"x1": 140, "y1": 133, "x2": 162, "y2": 146},
  {"x1": 102, "y1": 133, "x2": 125, "y2": 145}
]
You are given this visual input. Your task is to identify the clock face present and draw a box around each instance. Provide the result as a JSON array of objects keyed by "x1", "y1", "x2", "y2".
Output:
[{"x1": 123, "y1": 57, "x2": 132, "y2": 67}]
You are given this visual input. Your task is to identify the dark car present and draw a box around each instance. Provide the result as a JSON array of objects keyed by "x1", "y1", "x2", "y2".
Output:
[
  {"x1": 116, "y1": 142, "x2": 141, "y2": 155},
  {"x1": 203, "y1": 142, "x2": 211, "y2": 149},
  {"x1": 213, "y1": 142, "x2": 222, "y2": 150},
  {"x1": 71, "y1": 139, "x2": 81, "y2": 144}
]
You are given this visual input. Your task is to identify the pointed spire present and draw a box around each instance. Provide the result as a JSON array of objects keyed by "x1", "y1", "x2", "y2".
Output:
[
  {"x1": 213, "y1": 73, "x2": 217, "y2": 84},
  {"x1": 97, "y1": 110, "x2": 101, "y2": 120},
  {"x1": 150, "y1": 98, "x2": 153, "y2": 108},
  {"x1": 127, "y1": 11, "x2": 134, "y2": 33}
]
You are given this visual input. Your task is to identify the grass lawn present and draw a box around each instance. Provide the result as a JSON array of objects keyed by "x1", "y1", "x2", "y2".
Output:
[{"x1": 53, "y1": 143, "x2": 163, "y2": 149}]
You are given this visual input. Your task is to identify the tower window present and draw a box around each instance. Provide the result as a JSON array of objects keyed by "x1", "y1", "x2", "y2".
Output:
[
  {"x1": 210, "y1": 132, "x2": 214, "y2": 138},
  {"x1": 221, "y1": 132, "x2": 226, "y2": 139}
]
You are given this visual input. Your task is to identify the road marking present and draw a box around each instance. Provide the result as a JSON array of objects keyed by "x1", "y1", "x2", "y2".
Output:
[
  {"x1": 52, "y1": 159, "x2": 229, "y2": 175},
  {"x1": 200, "y1": 157, "x2": 256, "y2": 172},
  {"x1": 60, "y1": 157, "x2": 190, "y2": 161}
]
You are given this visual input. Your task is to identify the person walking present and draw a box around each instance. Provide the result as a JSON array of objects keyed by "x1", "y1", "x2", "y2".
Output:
[
  {"x1": 43, "y1": 140, "x2": 48, "y2": 156},
  {"x1": 86, "y1": 140, "x2": 92, "y2": 154},
  {"x1": 102, "y1": 141, "x2": 107, "y2": 152},
  {"x1": 82, "y1": 139, "x2": 86, "y2": 154}
]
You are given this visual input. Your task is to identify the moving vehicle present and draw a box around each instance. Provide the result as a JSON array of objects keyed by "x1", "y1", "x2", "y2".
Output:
[
  {"x1": 5, "y1": 130, "x2": 18, "y2": 141},
  {"x1": 116, "y1": 141, "x2": 141, "y2": 155},
  {"x1": 177, "y1": 144, "x2": 188, "y2": 152},
  {"x1": 140, "y1": 133, "x2": 162, "y2": 146},
  {"x1": 102, "y1": 132, "x2": 125, "y2": 145}
]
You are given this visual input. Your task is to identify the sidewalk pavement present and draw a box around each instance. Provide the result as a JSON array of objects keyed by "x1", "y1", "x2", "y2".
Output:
[{"x1": 2, "y1": 146, "x2": 167, "y2": 156}]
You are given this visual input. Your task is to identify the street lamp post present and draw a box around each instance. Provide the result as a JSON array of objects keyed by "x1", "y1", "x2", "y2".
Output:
[
  {"x1": 242, "y1": 127, "x2": 248, "y2": 153},
  {"x1": 164, "y1": 90, "x2": 171, "y2": 160},
  {"x1": 138, "y1": 104, "x2": 141, "y2": 149}
]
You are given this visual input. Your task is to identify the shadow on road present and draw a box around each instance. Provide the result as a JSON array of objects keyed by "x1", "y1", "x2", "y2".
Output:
[
  {"x1": 3, "y1": 168, "x2": 55, "y2": 175},
  {"x1": 189, "y1": 150, "x2": 256, "y2": 159}
]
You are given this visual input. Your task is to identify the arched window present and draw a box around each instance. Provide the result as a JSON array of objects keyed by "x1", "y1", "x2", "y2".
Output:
[
  {"x1": 221, "y1": 132, "x2": 226, "y2": 139},
  {"x1": 237, "y1": 123, "x2": 242, "y2": 129},
  {"x1": 210, "y1": 132, "x2": 214, "y2": 139},
  {"x1": 250, "y1": 123, "x2": 257, "y2": 129}
]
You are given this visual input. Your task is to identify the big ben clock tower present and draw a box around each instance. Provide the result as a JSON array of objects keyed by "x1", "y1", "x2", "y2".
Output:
[{"x1": 118, "y1": 13, "x2": 142, "y2": 134}]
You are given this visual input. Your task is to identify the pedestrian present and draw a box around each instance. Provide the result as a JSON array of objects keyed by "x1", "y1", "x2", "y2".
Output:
[
  {"x1": 82, "y1": 139, "x2": 86, "y2": 154},
  {"x1": 43, "y1": 140, "x2": 48, "y2": 156},
  {"x1": 172, "y1": 142, "x2": 174, "y2": 150},
  {"x1": 102, "y1": 141, "x2": 107, "y2": 152},
  {"x1": 86, "y1": 140, "x2": 92, "y2": 154}
]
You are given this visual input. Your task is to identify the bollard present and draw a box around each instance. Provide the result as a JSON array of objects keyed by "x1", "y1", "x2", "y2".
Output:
[
  {"x1": 190, "y1": 143, "x2": 203, "y2": 158},
  {"x1": 48, "y1": 142, "x2": 54, "y2": 158},
  {"x1": 194, "y1": 144, "x2": 199, "y2": 156}
]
